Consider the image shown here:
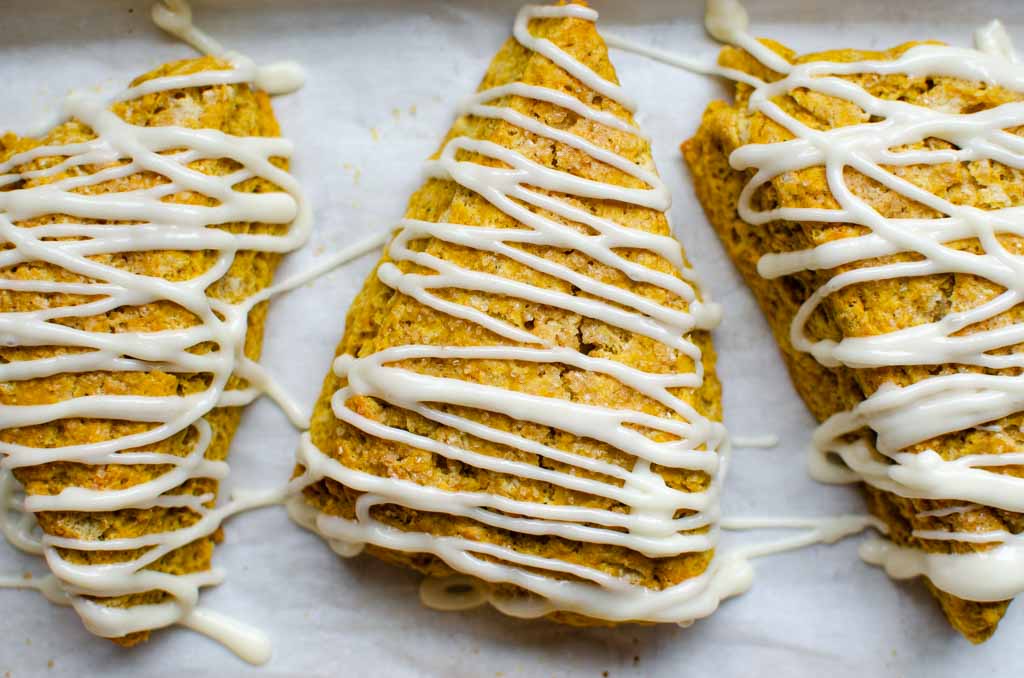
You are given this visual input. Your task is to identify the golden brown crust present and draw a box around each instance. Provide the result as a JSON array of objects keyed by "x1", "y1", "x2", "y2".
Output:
[
  {"x1": 1, "y1": 55, "x2": 287, "y2": 646},
  {"x1": 683, "y1": 40, "x2": 1021, "y2": 642},
  {"x1": 301, "y1": 12, "x2": 721, "y2": 624}
]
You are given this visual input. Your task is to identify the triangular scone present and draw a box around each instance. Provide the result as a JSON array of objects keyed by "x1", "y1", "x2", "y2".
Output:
[
  {"x1": 293, "y1": 3, "x2": 728, "y2": 624},
  {"x1": 1, "y1": 57, "x2": 295, "y2": 646},
  {"x1": 685, "y1": 41, "x2": 1024, "y2": 642}
]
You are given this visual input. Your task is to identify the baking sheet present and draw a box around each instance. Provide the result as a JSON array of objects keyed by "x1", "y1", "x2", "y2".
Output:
[{"x1": 3, "y1": 0, "x2": 1024, "y2": 675}]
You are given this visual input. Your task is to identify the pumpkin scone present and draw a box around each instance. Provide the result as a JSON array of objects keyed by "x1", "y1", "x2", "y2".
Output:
[
  {"x1": 289, "y1": 2, "x2": 738, "y2": 625},
  {"x1": 684, "y1": 20, "x2": 1024, "y2": 642},
  {"x1": 0, "y1": 48, "x2": 305, "y2": 649}
]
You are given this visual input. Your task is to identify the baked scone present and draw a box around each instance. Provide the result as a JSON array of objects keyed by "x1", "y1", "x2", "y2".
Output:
[
  {"x1": 684, "y1": 30, "x2": 1024, "y2": 642},
  {"x1": 0, "y1": 54, "x2": 301, "y2": 647},
  {"x1": 289, "y1": 2, "x2": 733, "y2": 624}
]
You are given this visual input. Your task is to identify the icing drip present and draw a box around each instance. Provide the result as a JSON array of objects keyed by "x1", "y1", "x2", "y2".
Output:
[
  {"x1": 614, "y1": 0, "x2": 1024, "y2": 602},
  {"x1": 1, "y1": 466, "x2": 42, "y2": 556},
  {"x1": 0, "y1": 0, "x2": 307, "y2": 662},
  {"x1": 289, "y1": 3, "x2": 749, "y2": 624},
  {"x1": 181, "y1": 606, "x2": 273, "y2": 665}
]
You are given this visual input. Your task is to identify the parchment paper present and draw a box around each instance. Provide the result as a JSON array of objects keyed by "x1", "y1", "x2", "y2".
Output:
[{"x1": 3, "y1": 1, "x2": 1024, "y2": 675}]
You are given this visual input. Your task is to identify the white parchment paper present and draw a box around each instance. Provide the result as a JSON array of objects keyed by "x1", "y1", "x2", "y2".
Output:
[{"x1": 3, "y1": 1, "x2": 1024, "y2": 675}]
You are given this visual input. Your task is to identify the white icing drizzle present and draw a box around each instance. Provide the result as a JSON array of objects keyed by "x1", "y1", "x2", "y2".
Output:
[
  {"x1": 0, "y1": 572, "x2": 70, "y2": 607},
  {"x1": 288, "y1": 3, "x2": 748, "y2": 624},
  {"x1": 601, "y1": 32, "x2": 762, "y2": 90},
  {"x1": 258, "y1": 229, "x2": 390, "y2": 307},
  {"x1": 721, "y1": 514, "x2": 884, "y2": 556},
  {"x1": 614, "y1": 0, "x2": 1024, "y2": 602},
  {"x1": 152, "y1": 0, "x2": 306, "y2": 96},
  {"x1": 731, "y1": 433, "x2": 778, "y2": 449},
  {"x1": 916, "y1": 503, "x2": 981, "y2": 518},
  {"x1": 859, "y1": 537, "x2": 1024, "y2": 602},
  {"x1": 0, "y1": 0, "x2": 308, "y2": 662},
  {"x1": 1, "y1": 465, "x2": 42, "y2": 556},
  {"x1": 413, "y1": 513, "x2": 879, "y2": 616}
]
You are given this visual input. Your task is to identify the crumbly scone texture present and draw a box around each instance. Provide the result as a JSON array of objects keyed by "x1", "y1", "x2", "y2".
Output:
[
  {"x1": 302, "y1": 12, "x2": 722, "y2": 625},
  {"x1": 0, "y1": 56, "x2": 287, "y2": 646},
  {"x1": 683, "y1": 39, "x2": 1024, "y2": 642}
]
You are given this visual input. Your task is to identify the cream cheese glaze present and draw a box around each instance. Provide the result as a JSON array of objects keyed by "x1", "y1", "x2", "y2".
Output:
[
  {"x1": 0, "y1": 0, "x2": 308, "y2": 663},
  {"x1": 287, "y1": 2, "x2": 875, "y2": 624},
  {"x1": 614, "y1": 0, "x2": 1024, "y2": 603}
]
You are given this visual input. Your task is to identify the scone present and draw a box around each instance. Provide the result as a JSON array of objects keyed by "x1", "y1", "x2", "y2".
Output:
[
  {"x1": 289, "y1": 2, "x2": 734, "y2": 624},
  {"x1": 684, "y1": 33, "x2": 1024, "y2": 642},
  {"x1": 0, "y1": 55, "x2": 300, "y2": 646}
]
